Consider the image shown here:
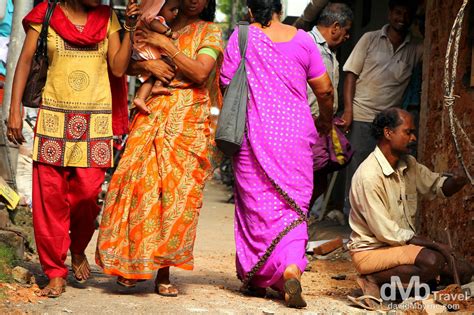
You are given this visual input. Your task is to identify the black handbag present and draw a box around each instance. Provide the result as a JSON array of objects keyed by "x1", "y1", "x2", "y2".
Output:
[
  {"x1": 215, "y1": 22, "x2": 250, "y2": 156},
  {"x1": 22, "y1": 0, "x2": 58, "y2": 108}
]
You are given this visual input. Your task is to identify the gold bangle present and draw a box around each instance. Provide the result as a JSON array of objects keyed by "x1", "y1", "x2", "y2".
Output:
[
  {"x1": 170, "y1": 51, "x2": 181, "y2": 59},
  {"x1": 123, "y1": 24, "x2": 136, "y2": 32}
]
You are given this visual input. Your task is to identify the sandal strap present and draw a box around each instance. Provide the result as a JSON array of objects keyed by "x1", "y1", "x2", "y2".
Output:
[
  {"x1": 117, "y1": 276, "x2": 138, "y2": 287},
  {"x1": 72, "y1": 256, "x2": 89, "y2": 272},
  {"x1": 36, "y1": 282, "x2": 66, "y2": 297},
  {"x1": 157, "y1": 283, "x2": 179, "y2": 294},
  {"x1": 358, "y1": 294, "x2": 383, "y2": 304}
]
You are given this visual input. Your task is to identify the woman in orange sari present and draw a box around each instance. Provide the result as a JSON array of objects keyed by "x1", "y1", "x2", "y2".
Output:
[{"x1": 96, "y1": 0, "x2": 222, "y2": 297}]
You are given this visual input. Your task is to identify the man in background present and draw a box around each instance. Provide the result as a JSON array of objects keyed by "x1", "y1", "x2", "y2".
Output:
[
  {"x1": 305, "y1": 2, "x2": 353, "y2": 207},
  {"x1": 341, "y1": 0, "x2": 423, "y2": 215},
  {"x1": 294, "y1": 0, "x2": 330, "y2": 31}
]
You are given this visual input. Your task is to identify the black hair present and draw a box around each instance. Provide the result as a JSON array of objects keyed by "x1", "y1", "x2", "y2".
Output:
[
  {"x1": 388, "y1": 0, "x2": 417, "y2": 13},
  {"x1": 247, "y1": 0, "x2": 283, "y2": 27},
  {"x1": 200, "y1": 0, "x2": 216, "y2": 22},
  {"x1": 317, "y1": 3, "x2": 353, "y2": 28},
  {"x1": 370, "y1": 108, "x2": 404, "y2": 140}
]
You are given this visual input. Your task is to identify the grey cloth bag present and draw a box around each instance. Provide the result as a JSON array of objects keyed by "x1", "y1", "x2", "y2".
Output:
[{"x1": 215, "y1": 22, "x2": 249, "y2": 156}]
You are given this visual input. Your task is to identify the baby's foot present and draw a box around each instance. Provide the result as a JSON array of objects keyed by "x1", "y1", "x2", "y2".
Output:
[
  {"x1": 133, "y1": 97, "x2": 151, "y2": 115},
  {"x1": 151, "y1": 85, "x2": 172, "y2": 95}
]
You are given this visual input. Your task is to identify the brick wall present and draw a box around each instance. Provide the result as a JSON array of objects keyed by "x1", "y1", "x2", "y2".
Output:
[{"x1": 419, "y1": 0, "x2": 473, "y2": 262}]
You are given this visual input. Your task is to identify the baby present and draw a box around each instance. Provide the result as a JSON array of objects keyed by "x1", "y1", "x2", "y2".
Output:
[{"x1": 132, "y1": 0, "x2": 180, "y2": 114}]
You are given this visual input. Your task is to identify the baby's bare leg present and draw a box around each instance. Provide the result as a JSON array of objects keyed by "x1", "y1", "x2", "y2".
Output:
[
  {"x1": 151, "y1": 80, "x2": 172, "y2": 95},
  {"x1": 133, "y1": 78, "x2": 155, "y2": 115}
]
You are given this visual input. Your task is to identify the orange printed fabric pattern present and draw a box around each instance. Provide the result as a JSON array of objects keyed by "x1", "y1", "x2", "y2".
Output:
[{"x1": 96, "y1": 21, "x2": 223, "y2": 279}]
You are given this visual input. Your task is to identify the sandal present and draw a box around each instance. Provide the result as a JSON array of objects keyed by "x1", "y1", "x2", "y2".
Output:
[
  {"x1": 155, "y1": 283, "x2": 178, "y2": 297},
  {"x1": 71, "y1": 254, "x2": 90, "y2": 283},
  {"x1": 284, "y1": 278, "x2": 307, "y2": 308},
  {"x1": 347, "y1": 295, "x2": 389, "y2": 311},
  {"x1": 116, "y1": 276, "x2": 145, "y2": 288},
  {"x1": 35, "y1": 277, "x2": 66, "y2": 298}
]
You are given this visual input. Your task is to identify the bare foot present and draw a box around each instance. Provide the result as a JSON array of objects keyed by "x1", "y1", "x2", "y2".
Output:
[
  {"x1": 133, "y1": 97, "x2": 151, "y2": 115},
  {"x1": 356, "y1": 275, "x2": 381, "y2": 298},
  {"x1": 71, "y1": 253, "x2": 90, "y2": 283}
]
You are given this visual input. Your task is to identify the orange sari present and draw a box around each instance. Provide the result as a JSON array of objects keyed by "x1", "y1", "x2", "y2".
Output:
[{"x1": 96, "y1": 21, "x2": 223, "y2": 279}]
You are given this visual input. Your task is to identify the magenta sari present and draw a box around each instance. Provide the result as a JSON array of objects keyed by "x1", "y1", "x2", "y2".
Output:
[{"x1": 221, "y1": 26, "x2": 326, "y2": 291}]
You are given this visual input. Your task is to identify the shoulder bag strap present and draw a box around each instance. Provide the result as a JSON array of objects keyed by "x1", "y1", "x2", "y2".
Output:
[
  {"x1": 37, "y1": 0, "x2": 58, "y2": 57},
  {"x1": 237, "y1": 21, "x2": 249, "y2": 59}
]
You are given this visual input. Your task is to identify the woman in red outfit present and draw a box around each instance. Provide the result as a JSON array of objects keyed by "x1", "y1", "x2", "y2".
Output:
[{"x1": 7, "y1": 0, "x2": 138, "y2": 297}]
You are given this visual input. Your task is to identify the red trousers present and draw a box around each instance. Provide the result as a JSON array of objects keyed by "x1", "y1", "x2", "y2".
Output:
[
  {"x1": 0, "y1": 75, "x2": 5, "y2": 105},
  {"x1": 32, "y1": 162, "x2": 105, "y2": 279}
]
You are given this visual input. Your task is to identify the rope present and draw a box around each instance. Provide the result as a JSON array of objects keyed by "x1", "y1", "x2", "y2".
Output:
[{"x1": 443, "y1": 0, "x2": 473, "y2": 185}]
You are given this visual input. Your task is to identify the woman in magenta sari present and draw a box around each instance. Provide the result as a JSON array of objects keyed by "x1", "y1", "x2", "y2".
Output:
[{"x1": 220, "y1": 0, "x2": 334, "y2": 309}]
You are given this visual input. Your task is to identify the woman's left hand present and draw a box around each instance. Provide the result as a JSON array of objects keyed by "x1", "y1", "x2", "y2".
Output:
[{"x1": 136, "y1": 28, "x2": 173, "y2": 50}]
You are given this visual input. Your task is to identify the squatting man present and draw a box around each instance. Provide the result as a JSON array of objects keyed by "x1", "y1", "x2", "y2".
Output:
[{"x1": 347, "y1": 108, "x2": 473, "y2": 301}]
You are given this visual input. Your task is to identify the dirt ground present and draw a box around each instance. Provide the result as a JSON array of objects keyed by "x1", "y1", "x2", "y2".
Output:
[{"x1": 1, "y1": 180, "x2": 362, "y2": 314}]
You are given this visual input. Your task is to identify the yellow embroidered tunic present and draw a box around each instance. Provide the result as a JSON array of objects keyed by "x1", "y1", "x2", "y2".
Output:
[{"x1": 31, "y1": 13, "x2": 121, "y2": 168}]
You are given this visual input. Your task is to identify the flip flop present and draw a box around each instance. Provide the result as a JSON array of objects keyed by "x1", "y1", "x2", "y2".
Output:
[
  {"x1": 71, "y1": 255, "x2": 90, "y2": 284},
  {"x1": 284, "y1": 278, "x2": 307, "y2": 308},
  {"x1": 155, "y1": 283, "x2": 178, "y2": 297},
  {"x1": 347, "y1": 295, "x2": 388, "y2": 311},
  {"x1": 116, "y1": 276, "x2": 146, "y2": 288},
  {"x1": 117, "y1": 276, "x2": 138, "y2": 288}
]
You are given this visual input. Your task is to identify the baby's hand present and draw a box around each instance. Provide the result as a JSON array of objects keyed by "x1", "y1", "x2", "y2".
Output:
[{"x1": 164, "y1": 28, "x2": 179, "y2": 40}]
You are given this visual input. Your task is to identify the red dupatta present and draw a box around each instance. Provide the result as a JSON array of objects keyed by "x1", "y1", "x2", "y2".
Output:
[{"x1": 22, "y1": 1, "x2": 129, "y2": 135}]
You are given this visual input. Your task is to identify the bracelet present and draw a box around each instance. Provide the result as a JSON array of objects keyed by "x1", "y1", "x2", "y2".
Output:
[
  {"x1": 170, "y1": 51, "x2": 181, "y2": 59},
  {"x1": 123, "y1": 24, "x2": 137, "y2": 32}
]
